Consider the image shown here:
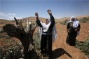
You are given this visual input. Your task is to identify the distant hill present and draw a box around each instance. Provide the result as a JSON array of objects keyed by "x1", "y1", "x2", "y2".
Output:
[
  {"x1": 59, "y1": 15, "x2": 89, "y2": 21},
  {"x1": 0, "y1": 19, "x2": 15, "y2": 27},
  {"x1": 0, "y1": 15, "x2": 89, "y2": 26},
  {"x1": 22, "y1": 17, "x2": 46, "y2": 22},
  {"x1": 59, "y1": 16, "x2": 89, "y2": 24}
]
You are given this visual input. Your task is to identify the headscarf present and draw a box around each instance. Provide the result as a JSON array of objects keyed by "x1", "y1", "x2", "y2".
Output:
[
  {"x1": 69, "y1": 16, "x2": 79, "y2": 28},
  {"x1": 69, "y1": 16, "x2": 80, "y2": 36}
]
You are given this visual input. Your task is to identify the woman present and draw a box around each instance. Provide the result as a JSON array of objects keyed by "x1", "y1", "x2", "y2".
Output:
[{"x1": 66, "y1": 16, "x2": 81, "y2": 46}]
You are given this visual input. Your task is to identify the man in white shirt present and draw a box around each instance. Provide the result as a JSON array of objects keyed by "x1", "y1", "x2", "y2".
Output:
[{"x1": 35, "y1": 10, "x2": 55, "y2": 57}]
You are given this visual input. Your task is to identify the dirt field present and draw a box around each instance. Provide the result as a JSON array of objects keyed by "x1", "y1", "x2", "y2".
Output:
[
  {"x1": 52, "y1": 21, "x2": 89, "y2": 59},
  {"x1": 0, "y1": 18, "x2": 89, "y2": 59}
]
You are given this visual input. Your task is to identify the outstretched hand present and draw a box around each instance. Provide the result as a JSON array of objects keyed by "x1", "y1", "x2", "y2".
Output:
[
  {"x1": 35, "y1": 12, "x2": 39, "y2": 17},
  {"x1": 47, "y1": 9, "x2": 52, "y2": 15}
]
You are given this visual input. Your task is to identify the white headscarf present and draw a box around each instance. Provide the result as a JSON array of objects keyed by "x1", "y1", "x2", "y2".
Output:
[
  {"x1": 69, "y1": 16, "x2": 80, "y2": 36},
  {"x1": 69, "y1": 16, "x2": 79, "y2": 28}
]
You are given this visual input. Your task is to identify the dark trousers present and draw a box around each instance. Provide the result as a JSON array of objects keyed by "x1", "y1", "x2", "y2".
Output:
[
  {"x1": 41, "y1": 34, "x2": 52, "y2": 55},
  {"x1": 66, "y1": 32, "x2": 77, "y2": 46}
]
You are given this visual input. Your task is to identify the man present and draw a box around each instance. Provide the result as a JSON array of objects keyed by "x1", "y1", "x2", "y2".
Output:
[
  {"x1": 35, "y1": 10, "x2": 56, "y2": 57},
  {"x1": 66, "y1": 16, "x2": 81, "y2": 46}
]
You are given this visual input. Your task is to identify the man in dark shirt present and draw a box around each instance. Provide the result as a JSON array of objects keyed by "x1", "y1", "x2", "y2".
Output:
[{"x1": 35, "y1": 10, "x2": 55, "y2": 57}]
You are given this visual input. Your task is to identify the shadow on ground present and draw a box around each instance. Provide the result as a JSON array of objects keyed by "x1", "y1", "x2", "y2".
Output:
[{"x1": 51, "y1": 48, "x2": 72, "y2": 59}]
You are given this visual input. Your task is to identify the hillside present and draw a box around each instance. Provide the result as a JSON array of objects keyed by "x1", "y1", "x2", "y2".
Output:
[
  {"x1": 52, "y1": 21, "x2": 89, "y2": 59},
  {"x1": 0, "y1": 16, "x2": 89, "y2": 59}
]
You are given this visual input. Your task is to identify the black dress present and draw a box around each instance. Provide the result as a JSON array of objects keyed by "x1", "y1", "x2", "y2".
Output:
[
  {"x1": 66, "y1": 22, "x2": 80, "y2": 46},
  {"x1": 36, "y1": 14, "x2": 55, "y2": 56}
]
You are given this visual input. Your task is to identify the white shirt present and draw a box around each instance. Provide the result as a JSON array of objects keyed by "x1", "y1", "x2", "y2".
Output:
[{"x1": 40, "y1": 22, "x2": 51, "y2": 32}]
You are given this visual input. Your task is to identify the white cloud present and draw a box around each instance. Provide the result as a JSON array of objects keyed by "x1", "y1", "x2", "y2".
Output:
[
  {"x1": 0, "y1": 12, "x2": 22, "y2": 20},
  {"x1": 8, "y1": 13, "x2": 16, "y2": 16}
]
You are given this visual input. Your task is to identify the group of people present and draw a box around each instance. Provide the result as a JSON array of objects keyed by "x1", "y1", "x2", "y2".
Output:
[
  {"x1": 35, "y1": 10, "x2": 81, "y2": 58},
  {"x1": 13, "y1": 10, "x2": 80, "y2": 58}
]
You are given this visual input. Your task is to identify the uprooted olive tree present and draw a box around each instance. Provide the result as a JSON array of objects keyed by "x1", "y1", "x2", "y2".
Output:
[{"x1": 2, "y1": 17, "x2": 41, "y2": 59}]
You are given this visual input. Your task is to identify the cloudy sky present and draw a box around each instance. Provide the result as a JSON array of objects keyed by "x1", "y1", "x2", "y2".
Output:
[{"x1": 0, "y1": 0, "x2": 89, "y2": 20}]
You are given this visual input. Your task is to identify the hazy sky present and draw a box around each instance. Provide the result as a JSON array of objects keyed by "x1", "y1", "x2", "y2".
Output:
[{"x1": 0, "y1": 0, "x2": 89, "y2": 20}]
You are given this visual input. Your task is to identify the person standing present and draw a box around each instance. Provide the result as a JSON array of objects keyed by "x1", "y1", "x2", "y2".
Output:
[
  {"x1": 66, "y1": 16, "x2": 81, "y2": 46},
  {"x1": 35, "y1": 10, "x2": 57, "y2": 57}
]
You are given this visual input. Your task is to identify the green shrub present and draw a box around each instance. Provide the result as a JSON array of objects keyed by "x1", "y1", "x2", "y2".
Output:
[
  {"x1": 0, "y1": 44, "x2": 22, "y2": 59},
  {"x1": 0, "y1": 28, "x2": 4, "y2": 33},
  {"x1": 76, "y1": 39, "x2": 89, "y2": 55},
  {"x1": 60, "y1": 20, "x2": 68, "y2": 25},
  {"x1": 79, "y1": 17, "x2": 89, "y2": 23},
  {"x1": 33, "y1": 32, "x2": 41, "y2": 50}
]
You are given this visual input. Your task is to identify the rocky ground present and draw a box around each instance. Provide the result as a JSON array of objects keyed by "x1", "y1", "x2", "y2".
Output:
[{"x1": 0, "y1": 18, "x2": 89, "y2": 59}]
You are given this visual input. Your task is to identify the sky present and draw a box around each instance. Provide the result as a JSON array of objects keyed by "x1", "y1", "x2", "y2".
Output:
[{"x1": 0, "y1": 0, "x2": 89, "y2": 20}]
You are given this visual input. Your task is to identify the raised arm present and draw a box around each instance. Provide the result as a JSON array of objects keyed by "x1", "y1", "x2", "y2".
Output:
[
  {"x1": 35, "y1": 12, "x2": 42, "y2": 27},
  {"x1": 47, "y1": 10, "x2": 55, "y2": 24}
]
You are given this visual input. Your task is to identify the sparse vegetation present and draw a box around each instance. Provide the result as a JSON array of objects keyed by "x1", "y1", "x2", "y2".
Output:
[
  {"x1": 0, "y1": 31, "x2": 41, "y2": 59},
  {"x1": 0, "y1": 16, "x2": 89, "y2": 59},
  {"x1": 33, "y1": 32, "x2": 41, "y2": 50},
  {"x1": 0, "y1": 46, "x2": 22, "y2": 59},
  {"x1": 60, "y1": 20, "x2": 68, "y2": 25},
  {"x1": 76, "y1": 39, "x2": 89, "y2": 56},
  {"x1": 0, "y1": 28, "x2": 4, "y2": 33},
  {"x1": 79, "y1": 17, "x2": 89, "y2": 23},
  {"x1": 60, "y1": 17, "x2": 89, "y2": 25},
  {"x1": 0, "y1": 32, "x2": 23, "y2": 59}
]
